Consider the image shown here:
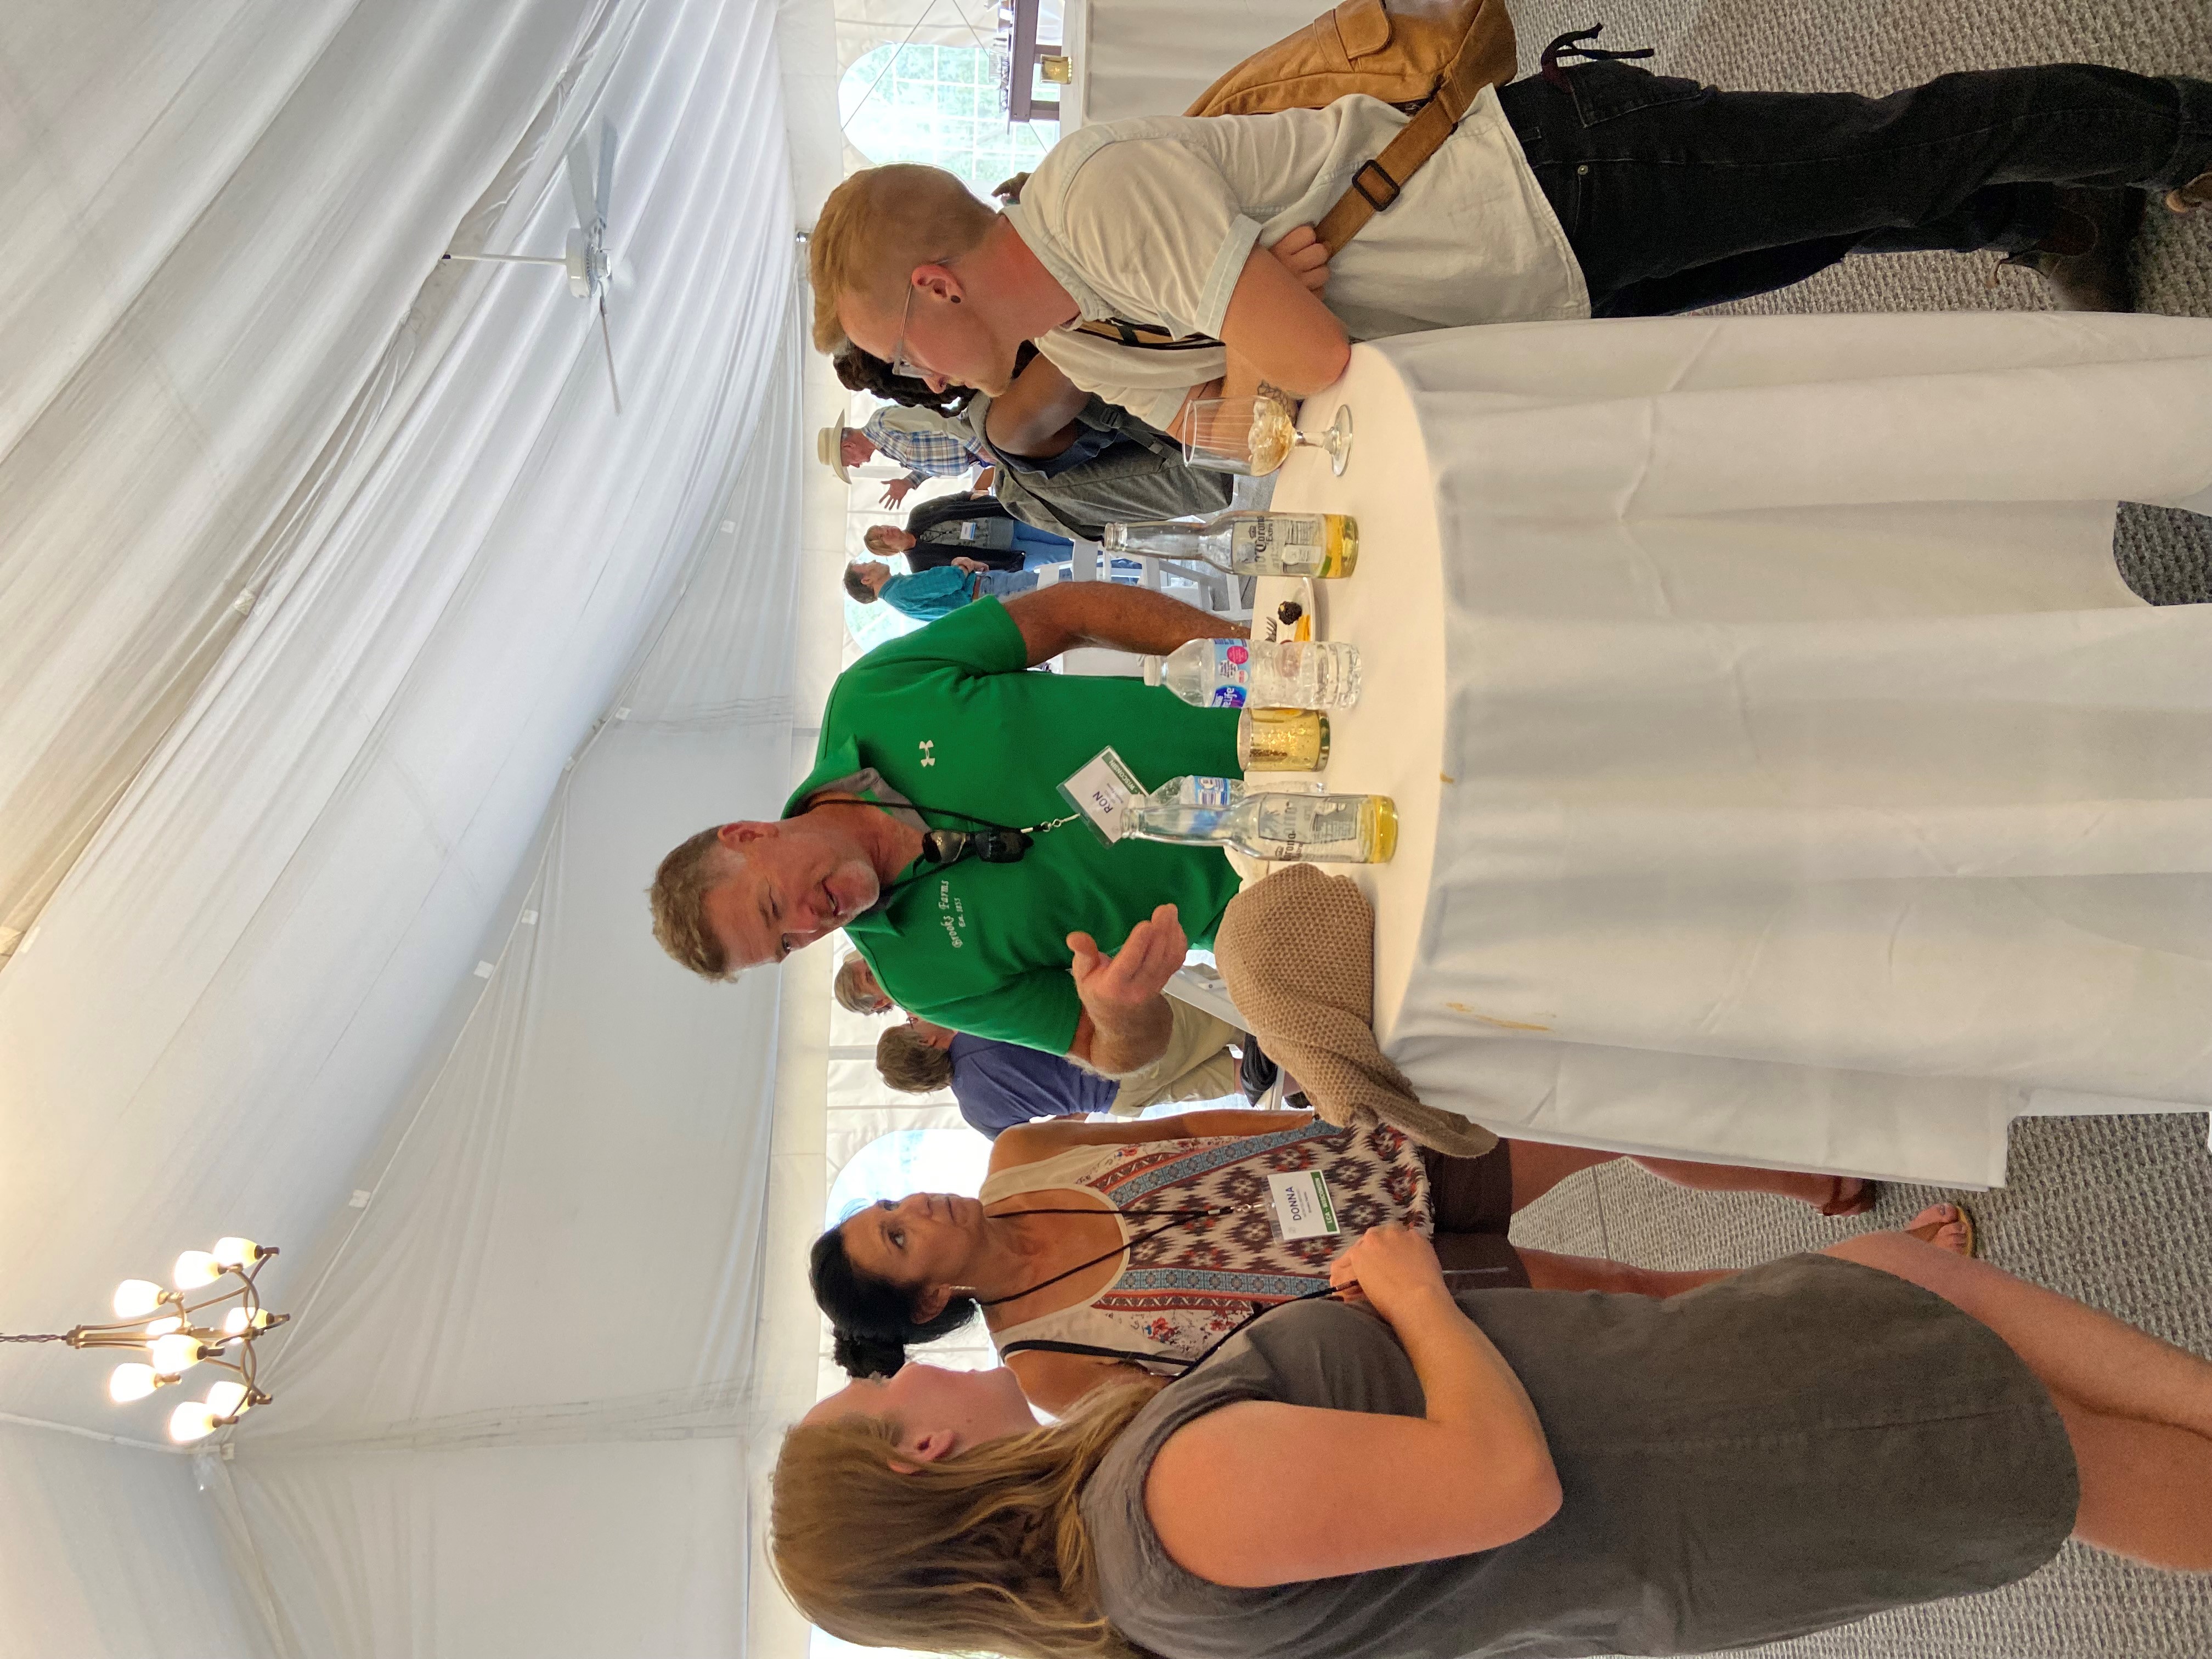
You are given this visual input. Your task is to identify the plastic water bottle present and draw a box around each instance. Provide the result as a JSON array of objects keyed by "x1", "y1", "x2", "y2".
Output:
[
  {"x1": 1146, "y1": 639, "x2": 1361, "y2": 709},
  {"x1": 1125, "y1": 777, "x2": 1397, "y2": 864},
  {"x1": 1101, "y1": 511, "x2": 1358, "y2": 578}
]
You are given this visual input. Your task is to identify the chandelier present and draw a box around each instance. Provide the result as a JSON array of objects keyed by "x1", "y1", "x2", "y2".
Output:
[{"x1": 2, "y1": 1237, "x2": 289, "y2": 1443}]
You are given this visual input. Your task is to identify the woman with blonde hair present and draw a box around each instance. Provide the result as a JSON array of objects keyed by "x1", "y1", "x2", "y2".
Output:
[{"x1": 773, "y1": 1221, "x2": 2212, "y2": 1659}]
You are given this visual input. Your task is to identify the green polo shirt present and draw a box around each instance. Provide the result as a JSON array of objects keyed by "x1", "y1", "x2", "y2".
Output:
[{"x1": 786, "y1": 599, "x2": 1241, "y2": 1052}]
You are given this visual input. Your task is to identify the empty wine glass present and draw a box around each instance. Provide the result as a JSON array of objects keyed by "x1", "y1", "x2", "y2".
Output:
[{"x1": 1180, "y1": 396, "x2": 1353, "y2": 477}]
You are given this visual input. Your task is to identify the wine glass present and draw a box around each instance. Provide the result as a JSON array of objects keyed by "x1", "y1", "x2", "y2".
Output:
[{"x1": 1180, "y1": 396, "x2": 1353, "y2": 477}]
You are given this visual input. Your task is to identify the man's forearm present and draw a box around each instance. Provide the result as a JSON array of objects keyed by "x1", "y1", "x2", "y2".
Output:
[
  {"x1": 1005, "y1": 582, "x2": 1246, "y2": 665},
  {"x1": 1079, "y1": 989, "x2": 1175, "y2": 1075}
]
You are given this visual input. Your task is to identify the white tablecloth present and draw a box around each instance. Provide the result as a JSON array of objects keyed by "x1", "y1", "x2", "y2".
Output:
[{"x1": 1265, "y1": 314, "x2": 2212, "y2": 1186}]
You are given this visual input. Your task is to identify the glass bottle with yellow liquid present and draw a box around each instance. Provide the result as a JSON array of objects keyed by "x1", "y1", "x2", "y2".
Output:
[
  {"x1": 1101, "y1": 510, "x2": 1358, "y2": 578},
  {"x1": 1125, "y1": 777, "x2": 1397, "y2": 864}
]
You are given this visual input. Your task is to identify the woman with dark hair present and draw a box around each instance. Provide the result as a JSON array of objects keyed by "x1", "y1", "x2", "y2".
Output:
[
  {"x1": 835, "y1": 342, "x2": 1233, "y2": 542},
  {"x1": 808, "y1": 1108, "x2": 1968, "y2": 1409},
  {"x1": 774, "y1": 1221, "x2": 2212, "y2": 1659}
]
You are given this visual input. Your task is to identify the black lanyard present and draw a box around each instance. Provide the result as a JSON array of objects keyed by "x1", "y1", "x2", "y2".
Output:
[
  {"x1": 979, "y1": 1128, "x2": 1520, "y2": 1376},
  {"x1": 904, "y1": 804, "x2": 1082, "y2": 870},
  {"x1": 973, "y1": 1203, "x2": 1265, "y2": 1308},
  {"x1": 815, "y1": 791, "x2": 1077, "y2": 876}
]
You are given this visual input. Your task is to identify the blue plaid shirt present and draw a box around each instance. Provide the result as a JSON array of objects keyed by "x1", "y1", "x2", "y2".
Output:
[{"x1": 862, "y1": 407, "x2": 988, "y2": 483}]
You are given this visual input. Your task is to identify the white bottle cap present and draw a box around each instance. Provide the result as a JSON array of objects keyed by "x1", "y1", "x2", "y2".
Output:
[{"x1": 1141, "y1": 655, "x2": 1163, "y2": 687}]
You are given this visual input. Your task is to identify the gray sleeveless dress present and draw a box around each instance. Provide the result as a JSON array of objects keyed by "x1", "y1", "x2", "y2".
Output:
[{"x1": 1081, "y1": 1255, "x2": 2076, "y2": 1659}]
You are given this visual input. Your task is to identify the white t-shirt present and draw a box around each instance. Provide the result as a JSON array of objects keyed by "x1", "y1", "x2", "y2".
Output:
[{"x1": 1005, "y1": 87, "x2": 1589, "y2": 430}]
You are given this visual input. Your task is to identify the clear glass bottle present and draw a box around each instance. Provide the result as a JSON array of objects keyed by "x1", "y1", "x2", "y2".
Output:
[
  {"x1": 1101, "y1": 510, "x2": 1358, "y2": 578},
  {"x1": 1147, "y1": 638, "x2": 1361, "y2": 709},
  {"x1": 1125, "y1": 777, "x2": 1397, "y2": 864}
]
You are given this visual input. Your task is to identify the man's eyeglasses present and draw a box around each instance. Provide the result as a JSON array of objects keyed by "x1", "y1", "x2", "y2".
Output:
[{"x1": 890, "y1": 268, "x2": 950, "y2": 385}]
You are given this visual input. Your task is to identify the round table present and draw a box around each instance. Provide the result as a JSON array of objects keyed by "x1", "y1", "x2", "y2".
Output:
[{"x1": 1252, "y1": 313, "x2": 2212, "y2": 1186}]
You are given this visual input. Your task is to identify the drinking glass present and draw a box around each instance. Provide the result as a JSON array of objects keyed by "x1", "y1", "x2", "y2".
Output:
[
  {"x1": 1181, "y1": 396, "x2": 1353, "y2": 477},
  {"x1": 1237, "y1": 709, "x2": 1330, "y2": 772}
]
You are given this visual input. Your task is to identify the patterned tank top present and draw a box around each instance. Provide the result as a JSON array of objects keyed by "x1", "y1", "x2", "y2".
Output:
[{"x1": 980, "y1": 1116, "x2": 1431, "y2": 1372}]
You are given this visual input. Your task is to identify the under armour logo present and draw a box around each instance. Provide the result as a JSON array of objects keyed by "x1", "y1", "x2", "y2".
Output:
[{"x1": 918, "y1": 740, "x2": 936, "y2": 767}]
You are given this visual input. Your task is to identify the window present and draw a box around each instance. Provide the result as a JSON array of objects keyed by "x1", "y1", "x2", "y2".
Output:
[
  {"x1": 824, "y1": 1127, "x2": 991, "y2": 1228},
  {"x1": 839, "y1": 44, "x2": 1058, "y2": 194}
]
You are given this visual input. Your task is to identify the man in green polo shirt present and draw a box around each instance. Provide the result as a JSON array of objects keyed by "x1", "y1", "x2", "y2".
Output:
[{"x1": 648, "y1": 582, "x2": 1246, "y2": 1071}]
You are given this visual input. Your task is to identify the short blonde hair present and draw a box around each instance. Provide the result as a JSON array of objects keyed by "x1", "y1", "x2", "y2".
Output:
[
  {"x1": 649, "y1": 827, "x2": 738, "y2": 979},
  {"x1": 876, "y1": 1024, "x2": 953, "y2": 1093},
  {"x1": 809, "y1": 165, "x2": 997, "y2": 354},
  {"x1": 862, "y1": 524, "x2": 902, "y2": 557}
]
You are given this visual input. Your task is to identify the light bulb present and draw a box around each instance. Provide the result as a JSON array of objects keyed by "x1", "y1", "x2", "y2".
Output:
[
  {"x1": 109, "y1": 1363, "x2": 159, "y2": 1403},
  {"x1": 113, "y1": 1279, "x2": 163, "y2": 1318},
  {"x1": 146, "y1": 1314, "x2": 183, "y2": 1338},
  {"x1": 172, "y1": 1250, "x2": 223, "y2": 1289},
  {"x1": 223, "y1": 1307, "x2": 250, "y2": 1336},
  {"x1": 147, "y1": 1333, "x2": 204, "y2": 1374},
  {"x1": 204, "y1": 1380, "x2": 249, "y2": 1420},
  {"x1": 211, "y1": 1237, "x2": 262, "y2": 1268},
  {"x1": 168, "y1": 1402, "x2": 219, "y2": 1443}
]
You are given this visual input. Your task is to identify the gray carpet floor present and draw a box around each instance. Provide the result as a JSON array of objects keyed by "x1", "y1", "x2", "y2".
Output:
[{"x1": 1494, "y1": 2, "x2": 2212, "y2": 1653}]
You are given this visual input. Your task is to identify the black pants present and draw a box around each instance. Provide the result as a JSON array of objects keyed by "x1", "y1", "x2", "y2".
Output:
[{"x1": 1496, "y1": 55, "x2": 2212, "y2": 316}]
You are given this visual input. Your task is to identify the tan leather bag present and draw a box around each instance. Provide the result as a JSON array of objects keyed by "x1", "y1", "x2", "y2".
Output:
[
  {"x1": 1183, "y1": 0, "x2": 1519, "y2": 253},
  {"x1": 1184, "y1": 0, "x2": 1514, "y2": 119}
]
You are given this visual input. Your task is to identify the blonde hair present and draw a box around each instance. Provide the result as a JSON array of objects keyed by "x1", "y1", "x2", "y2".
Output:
[
  {"x1": 770, "y1": 1383, "x2": 1155, "y2": 1659},
  {"x1": 876, "y1": 1023, "x2": 953, "y2": 1093},
  {"x1": 863, "y1": 524, "x2": 904, "y2": 556},
  {"x1": 809, "y1": 165, "x2": 997, "y2": 353},
  {"x1": 648, "y1": 827, "x2": 737, "y2": 978}
]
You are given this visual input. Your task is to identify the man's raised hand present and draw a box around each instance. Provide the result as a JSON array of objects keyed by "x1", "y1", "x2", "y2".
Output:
[{"x1": 1068, "y1": 903, "x2": 1188, "y2": 1013}]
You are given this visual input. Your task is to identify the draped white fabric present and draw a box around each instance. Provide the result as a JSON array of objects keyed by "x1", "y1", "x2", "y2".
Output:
[
  {"x1": 1266, "y1": 317, "x2": 2212, "y2": 1187},
  {"x1": 0, "y1": 0, "x2": 641, "y2": 957},
  {"x1": 0, "y1": 0, "x2": 814, "y2": 1651}
]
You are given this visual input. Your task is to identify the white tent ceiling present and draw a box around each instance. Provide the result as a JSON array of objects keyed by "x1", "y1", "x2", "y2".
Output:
[{"x1": 0, "y1": 0, "x2": 840, "y2": 1652}]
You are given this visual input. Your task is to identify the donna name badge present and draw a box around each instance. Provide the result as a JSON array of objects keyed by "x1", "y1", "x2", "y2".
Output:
[{"x1": 1267, "y1": 1170, "x2": 1340, "y2": 1239}]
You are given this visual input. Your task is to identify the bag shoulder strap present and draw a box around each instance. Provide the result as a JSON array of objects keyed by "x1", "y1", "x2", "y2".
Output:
[
  {"x1": 1312, "y1": 15, "x2": 1509, "y2": 254},
  {"x1": 1070, "y1": 317, "x2": 1223, "y2": 352}
]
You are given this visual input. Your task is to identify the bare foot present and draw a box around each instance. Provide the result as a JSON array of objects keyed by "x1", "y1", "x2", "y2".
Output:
[
  {"x1": 1816, "y1": 1176, "x2": 1878, "y2": 1218},
  {"x1": 1903, "y1": 1203, "x2": 1976, "y2": 1257}
]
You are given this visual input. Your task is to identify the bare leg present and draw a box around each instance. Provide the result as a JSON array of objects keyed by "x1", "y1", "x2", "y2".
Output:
[
  {"x1": 1504, "y1": 1138, "x2": 1868, "y2": 1215},
  {"x1": 1824, "y1": 1231, "x2": 2212, "y2": 1440},
  {"x1": 1628, "y1": 1155, "x2": 1868, "y2": 1213},
  {"x1": 2055, "y1": 1397, "x2": 2212, "y2": 1571},
  {"x1": 1517, "y1": 1246, "x2": 1733, "y2": 1299}
]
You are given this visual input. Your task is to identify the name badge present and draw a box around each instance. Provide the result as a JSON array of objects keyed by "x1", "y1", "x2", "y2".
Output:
[
  {"x1": 1267, "y1": 1171, "x2": 1340, "y2": 1239},
  {"x1": 1059, "y1": 747, "x2": 1142, "y2": 845}
]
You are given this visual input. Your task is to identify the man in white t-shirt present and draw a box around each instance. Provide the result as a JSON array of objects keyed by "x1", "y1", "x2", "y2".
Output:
[{"x1": 808, "y1": 49, "x2": 2212, "y2": 442}]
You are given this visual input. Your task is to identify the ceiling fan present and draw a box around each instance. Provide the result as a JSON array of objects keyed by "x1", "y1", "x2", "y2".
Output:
[{"x1": 444, "y1": 120, "x2": 623, "y2": 413}]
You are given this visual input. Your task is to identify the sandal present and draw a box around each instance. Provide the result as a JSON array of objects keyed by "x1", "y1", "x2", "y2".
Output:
[
  {"x1": 1904, "y1": 1202, "x2": 1977, "y2": 1259},
  {"x1": 1818, "y1": 1176, "x2": 1880, "y2": 1218}
]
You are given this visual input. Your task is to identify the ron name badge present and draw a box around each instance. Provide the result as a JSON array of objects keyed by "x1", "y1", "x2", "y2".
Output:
[
  {"x1": 1267, "y1": 1170, "x2": 1341, "y2": 1239},
  {"x1": 1058, "y1": 746, "x2": 1143, "y2": 844}
]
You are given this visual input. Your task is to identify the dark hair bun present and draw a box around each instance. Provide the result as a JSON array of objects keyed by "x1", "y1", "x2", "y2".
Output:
[{"x1": 833, "y1": 1328, "x2": 907, "y2": 1379}]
